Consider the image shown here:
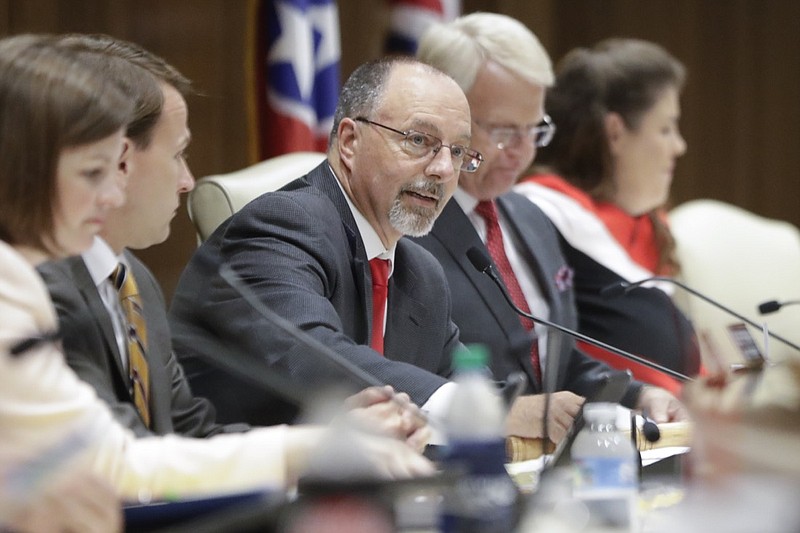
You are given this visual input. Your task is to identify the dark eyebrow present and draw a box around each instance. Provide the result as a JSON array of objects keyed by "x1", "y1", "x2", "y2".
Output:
[{"x1": 407, "y1": 119, "x2": 438, "y2": 134}]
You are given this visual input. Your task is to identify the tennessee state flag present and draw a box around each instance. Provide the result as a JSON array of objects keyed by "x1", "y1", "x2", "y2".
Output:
[
  {"x1": 258, "y1": 0, "x2": 340, "y2": 159},
  {"x1": 384, "y1": 0, "x2": 461, "y2": 55}
]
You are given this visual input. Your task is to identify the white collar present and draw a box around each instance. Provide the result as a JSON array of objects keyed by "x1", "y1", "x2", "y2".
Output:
[
  {"x1": 452, "y1": 186, "x2": 480, "y2": 215},
  {"x1": 82, "y1": 236, "x2": 125, "y2": 287},
  {"x1": 333, "y1": 171, "x2": 396, "y2": 271}
]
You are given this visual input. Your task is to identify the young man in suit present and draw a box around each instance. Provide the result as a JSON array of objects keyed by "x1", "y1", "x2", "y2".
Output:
[
  {"x1": 36, "y1": 36, "x2": 215, "y2": 438},
  {"x1": 168, "y1": 57, "x2": 477, "y2": 431},
  {"x1": 38, "y1": 36, "x2": 430, "y2": 451},
  {"x1": 413, "y1": 13, "x2": 687, "y2": 444}
]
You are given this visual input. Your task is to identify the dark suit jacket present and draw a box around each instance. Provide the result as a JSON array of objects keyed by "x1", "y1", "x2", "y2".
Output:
[
  {"x1": 558, "y1": 240, "x2": 700, "y2": 377},
  {"x1": 413, "y1": 192, "x2": 641, "y2": 406},
  {"x1": 168, "y1": 162, "x2": 458, "y2": 426},
  {"x1": 38, "y1": 250, "x2": 244, "y2": 437}
]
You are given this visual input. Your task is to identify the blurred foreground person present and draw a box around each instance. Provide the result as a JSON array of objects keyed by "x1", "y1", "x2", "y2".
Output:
[{"x1": 3, "y1": 472, "x2": 122, "y2": 533}]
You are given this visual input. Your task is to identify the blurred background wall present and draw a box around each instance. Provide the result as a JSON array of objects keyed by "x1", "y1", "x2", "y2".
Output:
[{"x1": 2, "y1": 0, "x2": 798, "y2": 300}]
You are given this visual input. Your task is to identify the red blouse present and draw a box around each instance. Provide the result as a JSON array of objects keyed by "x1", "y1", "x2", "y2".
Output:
[
  {"x1": 519, "y1": 173, "x2": 700, "y2": 394},
  {"x1": 523, "y1": 174, "x2": 667, "y2": 274}
]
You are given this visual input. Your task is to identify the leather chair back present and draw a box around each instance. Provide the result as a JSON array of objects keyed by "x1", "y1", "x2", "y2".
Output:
[{"x1": 188, "y1": 151, "x2": 326, "y2": 242}]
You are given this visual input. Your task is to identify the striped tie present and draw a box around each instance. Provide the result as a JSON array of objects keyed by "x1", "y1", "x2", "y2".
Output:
[{"x1": 111, "y1": 263, "x2": 151, "y2": 427}]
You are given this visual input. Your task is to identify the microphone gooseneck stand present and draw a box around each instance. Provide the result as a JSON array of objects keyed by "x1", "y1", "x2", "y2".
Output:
[
  {"x1": 466, "y1": 248, "x2": 693, "y2": 383},
  {"x1": 602, "y1": 276, "x2": 800, "y2": 355}
]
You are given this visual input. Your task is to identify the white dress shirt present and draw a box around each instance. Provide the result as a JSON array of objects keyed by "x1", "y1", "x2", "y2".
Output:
[
  {"x1": 334, "y1": 173, "x2": 454, "y2": 440},
  {"x1": 82, "y1": 236, "x2": 129, "y2": 371}
]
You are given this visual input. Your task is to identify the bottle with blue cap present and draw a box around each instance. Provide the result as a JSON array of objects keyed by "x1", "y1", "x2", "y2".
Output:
[{"x1": 571, "y1": 401, "x2": 639, "y2": 530}]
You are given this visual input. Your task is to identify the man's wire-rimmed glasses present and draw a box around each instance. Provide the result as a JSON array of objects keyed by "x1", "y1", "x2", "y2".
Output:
[
  {"x1": 354, "y1": 117, "x2": 484, "y2": 173},
  {"x1": 474, "y1": 114, "x2": 556, "y2": 150}
]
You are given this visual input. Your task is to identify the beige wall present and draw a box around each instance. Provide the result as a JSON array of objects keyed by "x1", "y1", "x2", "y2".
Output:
[{"x1": 3, "y1": 0, "x2": 799, "y2": 300}]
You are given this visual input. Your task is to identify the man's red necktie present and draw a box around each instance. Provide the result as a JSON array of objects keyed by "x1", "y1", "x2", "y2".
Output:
[
  {"x1": 369, "y1": 258, "x2": 390, "y2": 354},
  {"x1": 475, "y1": 200, "x2": 542, "y2": 383}
]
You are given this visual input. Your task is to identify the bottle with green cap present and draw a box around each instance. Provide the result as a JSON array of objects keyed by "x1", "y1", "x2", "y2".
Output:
[
  {"x1": 443, "y1": 344, "x2": 505, "y2": 439},
  {"x1": 439, "y1": 344, "x2": 519, "y2": 532}
]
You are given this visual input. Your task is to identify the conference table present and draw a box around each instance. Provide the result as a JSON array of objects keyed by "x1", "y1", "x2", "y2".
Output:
[{"x1": 125, "y1": 357, "x2": 800, "y2": 532}]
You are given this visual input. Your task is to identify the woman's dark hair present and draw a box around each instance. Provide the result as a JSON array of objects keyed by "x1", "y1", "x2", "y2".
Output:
[
  {"x1": 535, "y1": 38, "x2": 686, "y2": 273},
  {"x1": 0, "y1": 34, "x2": 134, "y2": 252}
]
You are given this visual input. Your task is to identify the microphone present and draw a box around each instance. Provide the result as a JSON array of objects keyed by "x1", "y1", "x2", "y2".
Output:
[
  {"x1": 640, "y1": 410, "x2": 661, "y2": 443},
  {"x1": 219, "y1": 264, "x2": 394, "y2": 391},
  {"x1": 758, "y1": 299, "x2": 800, "y2": 315},
  {"x1": 630, "y1": 410, "x2": 660, "y2": 482},
  {"x1": 466, "y1": 246, "x2": 495, "y2": 278},
  {"x1": 466, "y1": 247, "x2": 692, "y2": 383},
  {"x1": 602, "y1": 276, "x2": 800, "y2": 355},
  {"x1": 8, "y1": 309, "x2": 98, "y2": 358},
  {"x1": 502, "y1": 370, "x2": 528, "y2": 409},
  {"x1": 467, "y1": 246, "x2": 560, "y2": 453},
  {"x1": 9, "y1": 329, "x2": 62, "y2": 357},
  {"x1": 216, "y1": 264, "x2": 433, "y2": 429}
]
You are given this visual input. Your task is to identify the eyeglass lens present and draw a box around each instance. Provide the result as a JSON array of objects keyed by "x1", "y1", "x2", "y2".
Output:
[{"x1": 402, "y1": 131, "x2": 482, "y2": 172}]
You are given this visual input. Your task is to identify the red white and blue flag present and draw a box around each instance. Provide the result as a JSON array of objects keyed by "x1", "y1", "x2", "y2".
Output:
[
  {"x1": 259, "y1": 0, "x2": 340, "y2": 158},
  {"x1": 384, "y1": 0, "x2": 461, "y2": 56}
]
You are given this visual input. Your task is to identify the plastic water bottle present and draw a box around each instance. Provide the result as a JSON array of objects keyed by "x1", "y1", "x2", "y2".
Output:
[
  {"x1": 439, "y1": 344, "x2": 519, "y2": 532},
  {"x1": 571, "y1": 402, "x2": 639, "y2": 531}
]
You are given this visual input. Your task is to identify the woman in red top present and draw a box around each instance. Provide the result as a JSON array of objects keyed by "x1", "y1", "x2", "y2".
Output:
[{"x1": 516, "y1": 39, "x2": 700, "y2": 393}]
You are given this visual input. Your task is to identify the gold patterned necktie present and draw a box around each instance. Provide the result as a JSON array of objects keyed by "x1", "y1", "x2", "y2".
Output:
[{"x1": 111, "y1": 263, "x2": 151, "y2": 427}]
